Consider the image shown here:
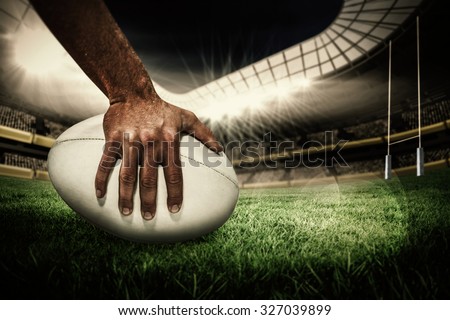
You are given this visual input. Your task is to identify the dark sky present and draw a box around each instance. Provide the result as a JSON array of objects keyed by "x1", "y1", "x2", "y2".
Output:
[{"x1": 104, "y1": 0, "x2": 343, "y2": 92}]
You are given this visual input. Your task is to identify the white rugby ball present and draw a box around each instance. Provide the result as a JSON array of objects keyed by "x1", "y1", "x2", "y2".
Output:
[{"x1": 48, "y1": 114, "x2": 239, "y2": 243}]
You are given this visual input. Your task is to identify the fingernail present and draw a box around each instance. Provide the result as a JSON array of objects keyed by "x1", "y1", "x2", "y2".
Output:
[
  {"x1": 122, "y1": 207, "x2": 131, "y2": 215},
  {"x1": 96, "y1": 189, "x2": 102, "y2": 198},
  {"x1": 169, "y1": 204, "x2": 180, "y2": 213},
  {"x1": 144, "y1": 212, "x2": 154, "y2": 220}
]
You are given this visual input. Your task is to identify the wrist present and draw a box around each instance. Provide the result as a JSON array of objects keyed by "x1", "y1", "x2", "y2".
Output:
[
  {"x1": 108, "y1": 96, "x2": 161, "y2": 110},
  {"x1": 108, "y1": 76, "x2": 159, "y2": 106}
]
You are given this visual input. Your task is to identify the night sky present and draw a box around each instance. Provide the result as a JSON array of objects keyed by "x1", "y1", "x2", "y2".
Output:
[{"x1": 104, "y1": 0, "x2": 343, "y2": 92}]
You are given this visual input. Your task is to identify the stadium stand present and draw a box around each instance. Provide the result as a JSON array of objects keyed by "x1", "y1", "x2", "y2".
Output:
[
  {"x1": 402, "y1": 99, "x2": 450, "y2": 129},
  {"x1": 0, "y1": 104, "x2": 69, "y2": 180},
  {"x1": 0, "y1": 96, "x2": 449, "y2": 185},
  {"x1": 0, "y1": 104, "x2": 36, "y2": 133},
  {"x1": 231, "y1": 96, "x2": 450, "y2": 187},
  {"x1": 0, "y1": 104, "x2": 69, "y2": 139},
  {"x1": 341, "y1": 119, "x2": 387, "y2": 140},
  {"x1": 44, "y1": 119, "x2": 70, "y2": 139},
  {"x1": 1, "y1": 152, "x2": 48, "y2": 171}
]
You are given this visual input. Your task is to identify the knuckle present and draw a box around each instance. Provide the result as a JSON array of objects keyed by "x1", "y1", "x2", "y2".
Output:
[
  {"x1": 97, "y1": 164, "x2": 110, "y2": 174},
  {"x1": 141, "y1": 200, "x2": 156, "y2": 211},
  {"x1": 167, "y1": 194, "x2": 183, "y2": 204},
  {"x1": 108, "y1": 130, "x2": 121, "y2": 139},
  {"x1": 123, "y1": 130, "x2": 138, "y2": 142},
  {"x1": 95, "y1": 168, "x2": 110, "y2": 185},
  {"x1": 166, "y1": 172, "x2": 182, "y2": 186},
  {"x1": 120, "y1": 173, "x2": 136, "y2": 185},
  {"x1": 95, "y1": 174, "x2": 107, "y2": 187},
  {"x1": 119, "y1": 194, "x2": 133, "y2": 206},
  {"x1": 162, "y1": 129, "x2": 176, "y2": 142},
  {"x1": 140, "y1": 176, "x2": 158, "y2": 189},
  {"x1": 182, "y1": 111, "x2": 199, "y2": 127},
  {"x1": 184, "y1": 110, "x2": 197, "y2": 121},
  {"x1": 140, "y1": 129, "x2": 160, "y2": 142},
  {"x1": 100, "y1": 157, "x2": 117, "y2": 168},
  {"x1": 104, "y1": 140, "x2": 121, "y2": 153},
  {"x1": 120, "y1": 199, "x2": 133, "y2": 206}
]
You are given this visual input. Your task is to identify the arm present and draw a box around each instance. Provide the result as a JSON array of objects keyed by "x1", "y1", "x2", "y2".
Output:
[{"x1": 30, "y1": 0, "x2": 222, "y2": 220}]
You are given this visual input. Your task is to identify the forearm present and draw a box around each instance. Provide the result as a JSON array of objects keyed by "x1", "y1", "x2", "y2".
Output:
[{"x1": 30, "y1": 0, "x2": 157, "y2": 103}]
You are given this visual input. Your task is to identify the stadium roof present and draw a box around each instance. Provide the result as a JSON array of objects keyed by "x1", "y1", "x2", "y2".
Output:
[{"x1": 0, "y1": 0, "x2": 448, "y2": 135}]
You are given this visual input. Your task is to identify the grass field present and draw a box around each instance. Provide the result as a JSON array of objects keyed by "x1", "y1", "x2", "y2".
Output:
[{"x1": 1, "y1": 169, "x2": 449, "y2": 299}]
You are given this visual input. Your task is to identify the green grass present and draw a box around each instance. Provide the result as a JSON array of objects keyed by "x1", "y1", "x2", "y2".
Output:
[{"x1": 1, "y1": 169, "x2": 449, "y2": 299}]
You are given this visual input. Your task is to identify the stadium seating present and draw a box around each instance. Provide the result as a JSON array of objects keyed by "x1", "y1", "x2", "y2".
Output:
[
  {"x1": 0, "y1": 104, "x2": 63, "y2": 180},
  {"x1": 231, "y1": 98, "x2": 450, "y2": 187},
  {"x1": 0, "y1": 98, "x2": 449, "y2": 184},
  {"x1": 0, "y1": 104, "x2": 35, "y2": 133},
  {"x1": 0, "y1": 104, "x2": 69, "y2": 139},
  {"x1": 1, "y1": 152, "x2": 48, "y2": 171}
]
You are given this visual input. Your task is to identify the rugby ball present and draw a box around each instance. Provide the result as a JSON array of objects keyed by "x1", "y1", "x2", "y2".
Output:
[{"x1": 48, "y1": 114, "x2": 239, "y2": 243}]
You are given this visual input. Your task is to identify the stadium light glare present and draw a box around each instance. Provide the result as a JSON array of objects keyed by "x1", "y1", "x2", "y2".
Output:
[
  {"x1": 198, "y1": 90, "x2": 266, "y2": 122},
  {"x1": 276, "y1": 77, "x2": 313, "y2": 98},
  {"x1": 14, "y1": 25, "x2": 67, "y2": 75},
  {"x1": 197, "y1": 77, "x2": 315, "y2": 123},
  {"x1": 296, "y1": 78, "x2": 311, "y2": 88},
  {"x1": 5, "y1": 21, "x2": 109, "y2": 119},
  {"x1": 274, "y1": 77, "x2": 294, "y2": 92}
]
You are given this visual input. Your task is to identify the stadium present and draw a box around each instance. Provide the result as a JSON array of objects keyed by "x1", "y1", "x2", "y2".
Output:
[{"x1": 0, "y1": 0, "x2": 449, "y2": 299}]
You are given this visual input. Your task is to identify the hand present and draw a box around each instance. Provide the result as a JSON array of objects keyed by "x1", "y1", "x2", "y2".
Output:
[
  {"x1": 94, "y1": 96, "x2": 223, "y2": 220},
  {"x1": 29, "y1": 0, "x2": 223, "y2": 220}
]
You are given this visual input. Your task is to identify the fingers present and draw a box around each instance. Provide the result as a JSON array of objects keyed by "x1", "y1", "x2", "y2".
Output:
[
  {"x1": 97, "y1": 128, "x2": 184, "y2": 219},
  {"x1": 162, "y1": 131, "x2": 183, "y2": 213},
  {"x1": 118, "y1": 132, "x2": 139, "y2": 215},
  {"x1": 139, "y1": 132, "x2": 160, "y2": 220},
  {"x1": 139, "y1": 165, "x2": 158, "y2": 220},
  {"x1": 182, "y1": 110, "x2": 223, "y2": 153},
  {"x1": 95, "y1": 137, "x2": 121, "y2": 198},
  {"x1": 99, "y1": 107, "x2": 217, "y2": 219},
  {"x1": 140, "y1": 130, "x2": 183, "y2": 216}
]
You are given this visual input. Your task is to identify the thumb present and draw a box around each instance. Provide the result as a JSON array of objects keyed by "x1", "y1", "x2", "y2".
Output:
[{"x1": 181, "y1": 110, "x2": 223, "y2": 153}]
